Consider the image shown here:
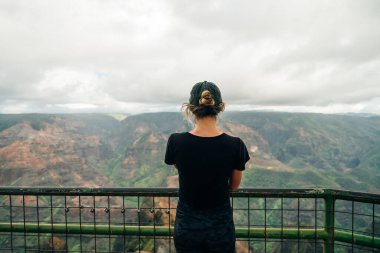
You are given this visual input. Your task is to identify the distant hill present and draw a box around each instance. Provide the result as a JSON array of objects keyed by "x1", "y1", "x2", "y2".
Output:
[{"x1": 0, "y1": 112, "x2": 379, "y2": 193}]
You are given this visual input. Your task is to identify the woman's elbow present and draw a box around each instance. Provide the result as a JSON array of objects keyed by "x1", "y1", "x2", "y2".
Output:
[
  {"x1": 230, "y1": 170, "x2": 243, "y2": 191},
  {"x1": 230, "y1": 184, "x2": 240, "y2": 192}
]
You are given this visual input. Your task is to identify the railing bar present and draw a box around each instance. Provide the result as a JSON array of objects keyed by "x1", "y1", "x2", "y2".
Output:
[
  {"x1": 79, "y1": 195, "x2": 83, "y2": 252},
  {"x1": 153, "y1": 195, "x2": 156, "y2": 252},
  {"x1": 1, "y1": 206, "x2": 331, "y2": 212},
  {"x1": 231, "y1": 196, "x2": 234, "y2": 234},
  {"x1": 108, "y1": 195, "x2": 111, "y2": 252},
  {"x1": 352, "y1": 200, "x2": 354, "y2": 252},
  {"x1": 238, "y1": 207, "x2": 327, "y2": 211},
  {"x1": 36, "y1": 195, "x2": 40, "y2": 251},
  {"x1": 264, "y1": 197, "x2": 267, "y2": 253},
  {"x1": 138, "y1": 194, "x2": 141, "y2": 253},
  {"x1": 248, "y1": 196, "x2": 251, "y2": 252},
  {"x1": 335, "y1": 227, "x2": 372, "y2": 236},
  {"x1": 334, "y1": 227, "x2": 371, "y2": 233},
  {"x1": 281, "y1": 197, "x2": 283, "y2": 253},
  {"x1": 123, "y1": 196, "x2": 126, "y2": 253},
  {"x1": 93, "y1": 195, "x2": 97, "y2": 252},
  {"x1": 1, "y1": 187, "x2": 378, "y2": 201},
  {"x1": 2, "y1": 223, "x2": 380, "y2": 245},
  {"x1": 64, "y1": 196, "x2": 68, "y2": 252},
  {"x1": 297, "y1": 197, "x2": 300, "y2": 253},
  {"x1": 333, "y1": 230, "x2": 380, "y2": 248},
  {"x1": 333, "y1": 197, "x2": 336, "y2": 252},
  {"x1": 23, "y1": 194, "x2": 26, "y2": 251},
  {"x1": 9, "y1": 199, "x2": 13, "y2": 253},
  {"x1": 332, "y1": 196, "x2": 335, "y2": 253},
  {"x1": 336, "y1": 196, "x2": 380, "y2": 204},
  {"x1": 168, "y1": 194, "x2": 172, "y2": 253},
  {"x1": 324, "y1": 195, "x2": 335, "y2": 253},
  {"x1": 50, "y1": 195, "x2": 54, "y2": 251},
  {"x1": 372, "y1": 203, "x2": 375, "y2": 253},
  {"x1": 314, "y1": 195, "x2": 317, "y2": 253}
]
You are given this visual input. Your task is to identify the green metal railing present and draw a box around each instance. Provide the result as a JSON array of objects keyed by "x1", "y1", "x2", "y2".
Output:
[{"x1": 0, "y1": 187, "x2": 379, "y2": 252}]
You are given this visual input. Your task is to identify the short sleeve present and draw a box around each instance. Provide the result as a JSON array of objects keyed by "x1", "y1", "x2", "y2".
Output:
[
  {"x1": 164, "y1": 134, "x2": 175, "y2": 165},
  {"x1": 234, "y1": 138, "x2": 250, "y2": 171}
]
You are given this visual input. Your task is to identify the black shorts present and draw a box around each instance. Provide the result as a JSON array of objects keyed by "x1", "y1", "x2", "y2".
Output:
[{"x1": 174, "y1": 200, "x2": 236, "y2": 253}]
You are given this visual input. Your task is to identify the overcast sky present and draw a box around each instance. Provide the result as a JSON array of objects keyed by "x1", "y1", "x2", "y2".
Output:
[{"x1": 1, "y1": 0, "x2": 380, "y2": 114}]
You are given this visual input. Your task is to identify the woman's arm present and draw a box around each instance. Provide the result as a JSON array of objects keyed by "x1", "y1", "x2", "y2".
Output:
[{"x1": 230, "y1": 169, "x2": 243, "y2": 191}]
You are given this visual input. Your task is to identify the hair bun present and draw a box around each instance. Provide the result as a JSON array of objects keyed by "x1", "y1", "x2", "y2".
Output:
[{"x1": 199, "y1": 90, "x2": 215, "y2": 106}]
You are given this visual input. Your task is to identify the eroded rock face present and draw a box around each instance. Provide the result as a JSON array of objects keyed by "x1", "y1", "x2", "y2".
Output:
[
  {"x1": 40, "y1": 236, "x2": 67, "y2": 252},
  {"x1": 0, "y1": 115, "x2": 115, "y2": 187},
  {"x1": 221, "y1": 121, "x2": 293, "y2": 172},
  {"x1": 0, "y1": 112, "x2": 379, "y2": 193}
]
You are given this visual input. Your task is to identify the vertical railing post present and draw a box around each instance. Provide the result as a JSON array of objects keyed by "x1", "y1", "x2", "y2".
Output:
[{"x1": 324, "y1": 195, "x2": 335, "y2": 253}]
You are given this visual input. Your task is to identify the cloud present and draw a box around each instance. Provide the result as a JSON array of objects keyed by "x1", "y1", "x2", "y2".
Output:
[{"x1": 0, "y1": 0, "x2": 379, "y2": 114}]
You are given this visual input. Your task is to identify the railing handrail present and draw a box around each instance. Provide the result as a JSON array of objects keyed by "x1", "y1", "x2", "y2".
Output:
[{"x1": 0, "y1": 187, "x2": 379, "y2": 203}]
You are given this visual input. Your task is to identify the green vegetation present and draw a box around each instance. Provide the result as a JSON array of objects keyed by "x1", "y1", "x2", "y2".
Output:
[
  {"x1": 224, "y1": 112, "x2": 380, "y2": 192},
  {"x1": 0, "y1": 112, "x2": 379, "y2": 192},
  {"x1": 0, "y1": 114, "x2": 54, "y2": 131}
]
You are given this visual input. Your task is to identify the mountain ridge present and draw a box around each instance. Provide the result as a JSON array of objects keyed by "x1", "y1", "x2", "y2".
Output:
[{"x1": 0, "y1": 112, "x2": 379, "y2": 193}]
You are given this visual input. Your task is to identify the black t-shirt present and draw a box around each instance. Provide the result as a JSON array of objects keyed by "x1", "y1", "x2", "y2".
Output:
[{"x1": 165, "y1": 132, "x2": 250, "y2": 209}]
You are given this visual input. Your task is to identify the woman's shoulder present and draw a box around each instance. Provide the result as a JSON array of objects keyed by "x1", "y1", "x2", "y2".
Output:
[
  {"x1": 168, "y1": 132, "x2": 187, "y2": 137},
  {"x1": 222, "y1": 132, "x2": 243, "y2": 142},
  {"x1": 167, "y1": 132, "x2": 188, "y2": 141}
]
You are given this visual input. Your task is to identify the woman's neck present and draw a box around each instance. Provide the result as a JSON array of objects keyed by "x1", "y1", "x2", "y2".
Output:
[{"x1": 190, "y1": 117, "x2": 223, "y2": 137}]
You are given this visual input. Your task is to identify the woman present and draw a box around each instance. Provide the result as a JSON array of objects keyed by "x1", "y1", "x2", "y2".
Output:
[{"x1": 165, "y1": 81, "x2": 250, "y2": 253}]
